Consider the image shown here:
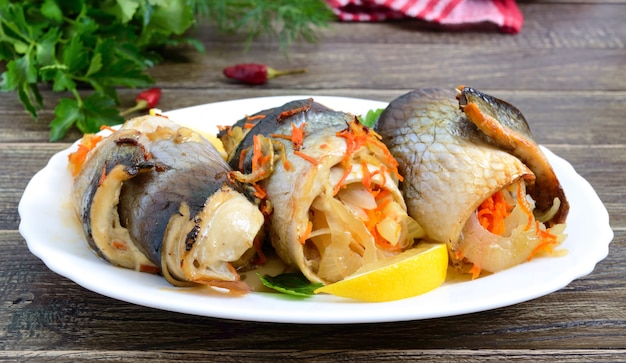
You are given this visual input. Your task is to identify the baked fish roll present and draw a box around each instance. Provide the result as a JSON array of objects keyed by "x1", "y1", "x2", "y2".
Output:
[
  {"x1": 224, "y1": 99, "x2": 425, "y2": 284},
  {"x1": 375, "y1": 88, "x2": 568, "y2": 277},
  {"x1": 457, "y1": 86, "x2": 569, "y2": 225},
  {"x1": 71, "y1": 115, "x2": 264, "y2": 291}
]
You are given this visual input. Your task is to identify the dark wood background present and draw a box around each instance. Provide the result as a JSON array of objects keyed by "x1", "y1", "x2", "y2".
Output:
[{"x1": 1, "y1": 1, "x2": 625, "y2": 361}]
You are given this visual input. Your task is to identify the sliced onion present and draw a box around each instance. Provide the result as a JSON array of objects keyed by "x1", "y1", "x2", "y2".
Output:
[
  {"x1": 376, "y1": 216, "x2": 401, "y2": 246},
  {"x1": 534, "y1": 197, "x2": 561, "y2": 223},
  {"x1": 459, "y1": 183, "x2": 567, "y2": 274},
  {"x1": 337, "y1": 184, "x2": 378, "y2": 210}
]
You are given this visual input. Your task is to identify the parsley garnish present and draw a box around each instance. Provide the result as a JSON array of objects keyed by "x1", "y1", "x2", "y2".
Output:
[
  {"x1": 0, "y1": 0, "x2": 333, "y2": 141},
  {"x1": 358, "y1": 108, "x2": 385, "y2": 128},
  {"x1": 258, "y1": 272, "x2": 323, "y2": 297}
]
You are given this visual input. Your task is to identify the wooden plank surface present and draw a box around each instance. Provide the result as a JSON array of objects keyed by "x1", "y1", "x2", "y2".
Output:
[{"x1": 1, "y1": 1, "x2": 625, "y2": 361}]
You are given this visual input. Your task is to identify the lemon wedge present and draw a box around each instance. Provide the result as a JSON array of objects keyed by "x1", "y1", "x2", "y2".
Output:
[{"x1": 314, "y1": 242, "x2": 448, "y2": 302}]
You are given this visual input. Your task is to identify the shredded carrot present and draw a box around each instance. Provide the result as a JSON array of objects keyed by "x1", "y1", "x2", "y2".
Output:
[
  {"x1": 367, "y1": 132, "x2": 403, "y2": 182},
  {"x1": 246, "y1": 114, "x2": 265, "y2": 122},
  {"x1": 363, "y1": 198, "x2": 401, "y2": 252},
  {"x1": 112, "y1": 240, "x2": 127, "y2": 250},
  {"x1": 251, "y1": 135, "x2": 271, "y2": 172},
  {"x1": 290, "y1": 122, "x2": 306, "y2": 150},
  {"x1": 243, "y1": 123, "x2": 256, "y2": 129},
  {"x1": 336, "y1": 120, "x2": 403, "y2": 183},
  {"x1": 516, "y1": 182, "x2": 534, "y2": 231},
  {"x1": 217, "y1": 124, "x2": 236, "y2": 137},
  {"x1": 269, "y1": 133, "x2": 292, "y2": 141},
  {"x1": 99, "y1": 125, "x2": 117, "y2": 133},
  {"x1": 97, "y1": 165, "x2": 107, "y2": 187},
  {"x1": 299, "y1": 221, "x2": 313, "y2": 245},
  {"x1": 528, "y1": 221, "x2": 559, "y2": 260},
  {"x1": 333, "y1": 164, "x2": 353, "y2": 196},
  {"x1": 282, "y1": 158, "x2": 292, "y2": 171},
  {"x1": 270, "y1": 122, "x2": 306, "y2": 151},
  {"x1": 252, "y1": 235, "x2": 267, "y2": 265},
  {"x1": 477, "y1": 190, "x2": 513, "y2": 235},
  {"x1": 468, "y1": 264, "x2": 482, "y2": 280},
  {"x1": 67, "y1": 134, "x2": 103, "y2": 177},
  {"x1": 374, "y1": 188, "x2": 391, "y2": 203},
  {"x1": 238, "y1": 148, "x2": 248, "y2": 172},
  {"x1": 454, "y1": 250, "x2": 464, "y2": 261},
  {"x1": 293, "y1": 150, "x2": 318, "y2": 165},
  {"x1": 361, "y1": 161, "x2": 372, "y2": 191},
  {"x1": 252, "y1": 135, "x2": 263, "y2": 170},
  {"x1": 335, "y1": 122, "x2": 362, "y2": 166},
  {"x1": 252, "y1": 183, "x2": 267, "y2": 199},
  {"x1": 277, "y1": 102, "x2": 311, "y2": 122},
  {"x1": 139, "y1": 264, "x2": 160, "y2": 274},
  {"x1": 363, "y1": 192, "x2": 393, "y2": 250}
]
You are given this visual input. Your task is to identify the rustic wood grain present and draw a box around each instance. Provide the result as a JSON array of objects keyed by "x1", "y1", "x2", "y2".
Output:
[
  {"x1": 0, "y1": 229, "x2": 623, "y2": 352},
  {"x1": 1, "y1": 1, "x2": 624, "y2": 361},
  {"x1": 1, "y1": 350, "x2": 626, "y2": 363},
  {"x1": 2, "y1": 90, "x2": 625, "y2": 145}
]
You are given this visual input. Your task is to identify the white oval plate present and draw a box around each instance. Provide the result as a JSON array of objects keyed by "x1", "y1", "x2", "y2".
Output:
[{"x1": 19, "y1": 96, "x2": 613, "y2": 324}]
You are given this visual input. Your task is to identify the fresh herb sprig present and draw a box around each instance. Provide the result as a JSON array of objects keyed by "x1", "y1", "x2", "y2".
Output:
[
  {"x1": 358, "y1": 108, "x2": 385, "y2": 128},
  {"x1": 198, "y1": 0, "x2": 334, "y2": 50},
  {"x1": 0, "y1": 0, "x2": 333, "y2": 141},
  {"x1": 258, "y1": 272, "x2": 323, "y2": 297}
]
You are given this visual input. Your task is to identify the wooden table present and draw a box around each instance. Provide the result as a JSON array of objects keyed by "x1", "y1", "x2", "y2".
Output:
[{"x1": 2, "y1": 1, "x2": 625, "y2": 361}]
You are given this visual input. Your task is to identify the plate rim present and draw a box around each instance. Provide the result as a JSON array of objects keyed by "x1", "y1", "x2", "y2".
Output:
[{"x1": 18, "y1": 95, "x2": 613, "y2": 324}]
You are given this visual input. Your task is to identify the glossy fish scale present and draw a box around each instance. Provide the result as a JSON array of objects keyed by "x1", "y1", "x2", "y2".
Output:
[{"x1": 375, "y1": 88, "x2": 533, "y2": 245}]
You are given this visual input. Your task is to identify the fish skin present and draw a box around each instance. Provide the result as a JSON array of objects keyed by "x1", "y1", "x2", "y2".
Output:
[
  {"x1": 458, "y1": 86, "x2": 533, "y2": 139},
  {"x1": 458, "y1": 86, "x2": 569, "y2": 224},
  {"x1": 118, "y1": 133, "x2": 235, "y2": 266},
  {"x1": 73, "y1": 129, "x2": 155, "y2": 262},
  {"x1": 227, "y1": 99, "x2": 348, "y2": 172},
  {"x1": 374, "y1": 88, "x2": 536, "y2": 245},
  {"x1": 74, "y1": 116, "x2": 252, "y2": 268}
]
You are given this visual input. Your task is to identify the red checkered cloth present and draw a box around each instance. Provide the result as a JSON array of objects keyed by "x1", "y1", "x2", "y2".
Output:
[{"x1": 326, "y1": 0, "x2": 523, "y2": 34}]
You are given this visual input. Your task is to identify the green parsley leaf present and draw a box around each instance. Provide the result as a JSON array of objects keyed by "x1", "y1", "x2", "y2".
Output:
[
  {"x1": 1, "y1": 54, "x2": 41, "y2": 118},
  {"x1": 49, "y1": 98, "x2": 82, "y2": 141},
  {"x1": 35, "y1": 28, "x2": 61, "y2": 67},
  {"x1": 51, "y1": 70, "x2": 76, "y2": 92},
  {"x1": 104, "y1": 0, "x2": 141, "y2": 24},
  {"x1": 358, "y1": 108, "x2": 385, "y2": 128},
  {"x1": 79, "y1": 92, "x2": 124, "y2": 132},
  {"x1": 41, "y1": 0, "x2": 63, "y2": 23},
  {"x1": 258, "y1": 272, "x2": 323, "y2": 297},
  {"x1": 49, "y1": 93, "x2": 124, "y2": 141},
  {"x1": 62, "y1": 36, "x2": 89, "y2": 74}
]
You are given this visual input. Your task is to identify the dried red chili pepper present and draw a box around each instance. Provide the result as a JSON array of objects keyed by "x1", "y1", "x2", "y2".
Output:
[
  {"x1": 223, "y1": 63, "x2": 307, "y2": 85},
  {"x1": 120, "y1": 87, "x2": 162, "y2": 116}
]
